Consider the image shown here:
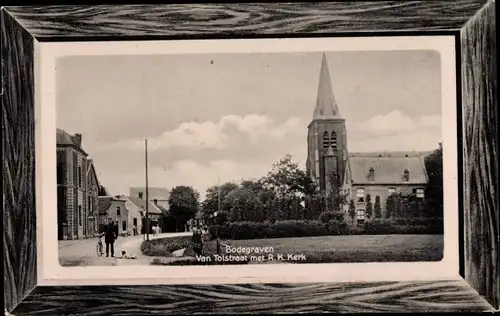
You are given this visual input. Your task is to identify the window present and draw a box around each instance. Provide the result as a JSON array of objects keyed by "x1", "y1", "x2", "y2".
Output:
[
  {"x1": 416, "y1": 188, "x2": 425, "y2": 198},
  {"x1": 57, "y1": 164, "x2": 64, "y2": 184},
  {"x1": 356, "y1": 188, "x2": 365, "y2": 202},
  {"x1": 78, "y1": 166, "x2": 82, "y2": 187},
  {"x1": 388, "y1": 187, "x2": 396, "y2": 195},
  {"x1": 330, "y1": 131, "x2": 337, "y2": 149},
  {"x1": 368, "y1": 167, "x2": 375, "y2": 181},
  {"x1": 117, "y1": 206, "x2": 121, "y2": 216},
  {"x1": 78, "y1": 205, "x2": 82, "y2": 226},
  {"x1": 122, "y1": 221, "x2": 127, "y2": 231},
  {"x1": 322, "y1": 131, "x2": 330, "y2": 149},
  {"x1": 356, "y1": 209, "x2": 365, "y2": 219},
  {"x1": 403, "y1": 169, "x2": 410, "y2": 182}
]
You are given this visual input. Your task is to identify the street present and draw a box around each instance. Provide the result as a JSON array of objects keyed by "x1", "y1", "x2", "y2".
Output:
[{"x1": 58, "y1": 232, "x2": 193, "y2": 267}]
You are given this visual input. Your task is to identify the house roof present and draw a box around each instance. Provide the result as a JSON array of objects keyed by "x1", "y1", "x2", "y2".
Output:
[
  {"x1": 348, "y1": 155, "x2": 428, "y2": 185},
  {"x1": 98, "y1": 196, "x2": 112, "y2": 215},
  {"x1": 348, "y1": 151, "x2": 431, "y2": 158},
  {"x1": 129, "y1": 187, "x2": 169, "y2": 200},
  {"x1": 127, "y1": 196, "x2": 163, "y2": 215},
  {"x1": 157, "y1": 204, "x2": 170, "y2": 215},
  {"x1": 56, "y1": 128, "x2": 88, "y2": 155},
  {"x1": 98, "y1": 196, "x2": 131, "y2": 216},
  {"x1": 56, "y1": 129, "x2": 76, "y2": 145}
]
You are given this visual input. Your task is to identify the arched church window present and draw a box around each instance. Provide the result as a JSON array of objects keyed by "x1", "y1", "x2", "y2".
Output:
[
  {"x1": 331, "y1": 131, "x2": 337, "y2": 149},
  {"x1": 322, "y1": 131, "x2": 330, "y2": 149}
]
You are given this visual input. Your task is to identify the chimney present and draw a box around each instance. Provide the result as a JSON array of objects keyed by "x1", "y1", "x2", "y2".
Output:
[
  {"x1": 403, "y1": 169, "x2": 410, "y2": 182},
  {"x1": 74, "y1": 133, "x2": 82, "y2": 147},
  {"x1": 368, "y1": 167, "x2": 375, "y2": 181},
  {"x1": 138, "y1": 191, "x2": 143, "y2": 199}
]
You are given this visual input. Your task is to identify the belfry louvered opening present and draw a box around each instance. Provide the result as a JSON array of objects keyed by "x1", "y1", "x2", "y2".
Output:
[
  {"x1": 322, "y1": 131, "x2": 330, "y2": 149},
  {"x1": 331, "y1": 131, "x2": 337, "y2": 149}
]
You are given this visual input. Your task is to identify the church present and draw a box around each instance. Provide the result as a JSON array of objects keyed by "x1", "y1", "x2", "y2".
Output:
[{"x1": 306, "y1": 53, "x2": 429, "y2": 225}]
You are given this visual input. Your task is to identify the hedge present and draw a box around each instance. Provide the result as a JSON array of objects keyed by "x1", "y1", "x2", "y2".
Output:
[
  {"x1": 209, "y1": 217, "x2": 443, "y2": 240},
  {"x1": 141, "y1": 235, "x2": 193, "y2": 257}
]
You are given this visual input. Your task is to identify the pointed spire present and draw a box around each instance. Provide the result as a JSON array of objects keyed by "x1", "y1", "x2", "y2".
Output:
[{"x1": 313, "y1": 53, "x2": 341, "y2": 120}]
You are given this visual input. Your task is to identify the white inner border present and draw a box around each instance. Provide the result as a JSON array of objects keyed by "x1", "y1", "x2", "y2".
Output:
[{"x1": 35, "y1": 36, "x2": 459, "y2": 286}]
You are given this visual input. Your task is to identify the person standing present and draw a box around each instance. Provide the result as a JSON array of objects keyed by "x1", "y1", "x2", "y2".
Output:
[
  {"x1": 103, "y1": 218, "x2": 118, "y2": 257},
  {"x1": 191, "y1": 225, "x2": 203, "y2": 256}
]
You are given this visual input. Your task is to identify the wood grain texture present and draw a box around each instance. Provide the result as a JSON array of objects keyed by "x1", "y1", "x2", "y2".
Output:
[
  {"x1": 1, "y1": 1, "x2": 498, "y2": 314},
  {"x1": 3, "y1": 1, "x2": 488, "y2": 40},
  {"x1": 1, "y1": 9, "x2": 37, "y2": 313},
  {"x1": 10, "y1": 281, "x2": 496, "y2": 315},
  {"x1": 461, "y1": 0, "x2": 499, "y2": 310}
]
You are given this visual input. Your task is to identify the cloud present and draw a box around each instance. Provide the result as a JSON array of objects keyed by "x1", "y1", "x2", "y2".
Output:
[
  {"x1": 351, "y1": 110, "x2": 441, "y2": 136},
  {"x1": 101, "y1": 159, "x2": 273, "y2": 201},
  {"x1": 348, "y1": 110, "x2": 441, "y2": 151},
  {"x1": 101, "y1": 114, "x2": 304, "y2": 151}
]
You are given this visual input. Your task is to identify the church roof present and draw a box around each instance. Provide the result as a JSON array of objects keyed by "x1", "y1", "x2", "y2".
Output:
[
  {"x1": 348, "y1": 155, "x2": 428, "y2": 185},
  {"x1": 312, "y1": 53, "x2": 341, "y2": 120},
  {"x1": 56, "y1": 128, "x2": 77, "y2": 146}
]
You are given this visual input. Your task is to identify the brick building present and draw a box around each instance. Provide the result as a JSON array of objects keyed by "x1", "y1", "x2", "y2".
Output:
[
  {"x1": 306, "y1": 53, "x2": 429, "y2": 224},
  {"x1": 57, "y1": 129, "x2": 100, "y2": 240}
]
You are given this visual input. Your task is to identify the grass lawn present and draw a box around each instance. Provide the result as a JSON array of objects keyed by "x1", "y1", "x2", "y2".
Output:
[
  {"x1": 147, "y1": 234, "x2": 443, "y2": 265},
  {"x1": 204, "y1": 234, "x2": 443, "y2": 263}
]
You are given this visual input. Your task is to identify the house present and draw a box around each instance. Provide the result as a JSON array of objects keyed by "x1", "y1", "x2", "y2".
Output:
[
  {"x1": 129, "y1": 187, "x2": 169, "y2": 209},
  {"x1": 126, "y1": 196, "x2": 164, "y2": 233},
  {"x1": 98, "y1": 195, "x2": 144, "y2": 236},
  {"x1": 305, "y1": 53, "x2": 430, "y2": 225},
  {"x1": 57, "y1": 129, "x2": 101, "y2": 240},
  {"x1": 342, "y1": 152, "x2": 428, "y2": 224}
]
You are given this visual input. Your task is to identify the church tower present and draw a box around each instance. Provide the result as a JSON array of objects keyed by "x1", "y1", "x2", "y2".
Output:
[{"x1": 306, "y1": 53, "x2": 348, "y2": 194}]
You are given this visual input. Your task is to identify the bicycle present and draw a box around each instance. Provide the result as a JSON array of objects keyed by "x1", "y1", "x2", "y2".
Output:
[{"x1": 96, "y1": 234, "x2": 104, "y2": 257}]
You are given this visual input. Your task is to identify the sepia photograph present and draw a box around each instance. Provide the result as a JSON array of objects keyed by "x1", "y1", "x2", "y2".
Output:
[
  {"x1": 4, "y1": 2, "x2": 497, "y2": 314},
  {"x1": 55, "y1": 46, "x2": 446, "y2": 268}
]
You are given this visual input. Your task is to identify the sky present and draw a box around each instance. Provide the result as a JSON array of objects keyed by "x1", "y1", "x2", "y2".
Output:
[{"x1": 56, "y1": 50, "x2": 442, "y2": 199}]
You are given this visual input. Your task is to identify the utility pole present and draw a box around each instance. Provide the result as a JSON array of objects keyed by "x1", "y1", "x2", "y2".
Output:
[
  {"x1": 145, "y1": 139, "x2": 149, "y2": 241},
  {"x1": 216, "y1": 175, "x2": 221, "y2": 254},
  {"x1": 217, "y1": 175, "x2": 221, "y2": 214}
]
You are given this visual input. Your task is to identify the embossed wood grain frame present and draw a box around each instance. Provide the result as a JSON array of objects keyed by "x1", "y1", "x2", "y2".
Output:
[{"x1": 2, "y1": 2, "x2": 497, "y2": 314}]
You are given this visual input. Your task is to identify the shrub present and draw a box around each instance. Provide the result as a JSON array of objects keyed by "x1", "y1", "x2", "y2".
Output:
[
  {"x1": 365, "y1": 195, "x2": 373, "y2": 219},
  {"x1": 327, "y1": 220, "x2": 349, "y2": 235},
  {"x1": 374, "y1": 196, "x2": 382, "y2": 219},
  {"x1": 210, "y1": 216, "x2": 444, "y2": 240},
  {"x1": 356, "y1": 218, "x2": 443, "y2": 235},
  {"x1": 141, "y1": 235, "x2": 192, "y2": 257},
  {"x1": 319, "y1": 211, "x2": 345, "y2": 223}
]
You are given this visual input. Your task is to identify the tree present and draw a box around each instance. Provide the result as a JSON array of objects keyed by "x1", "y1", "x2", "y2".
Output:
[
  {"x1": 348, "y1": 199, "x2": 356, "y2": 223},
  {"x1": 168, "y1": 186, "x2": 200, "y2": 232},
  {"x1": 260, "y1": 154, "x2": 316, "y2": 197},
  {"x1": 424, "y1": 143, "x2": 443, "y2": 218},
  {"x1": 222, "y1": 188, "x2": 265, "y2": 222},
  {"x1": 374, "y1": 195, "x2": 382, "y2": 219},
  {"x1": 201, "y1": 182, "x2": 239, "y2": 216},
  {"x1": 365, "y1": 194, "x2": 373, "y2": 219},
  {"x1": 386, "y1": 195, "x2": 395, "y2": 218}
]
